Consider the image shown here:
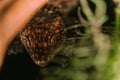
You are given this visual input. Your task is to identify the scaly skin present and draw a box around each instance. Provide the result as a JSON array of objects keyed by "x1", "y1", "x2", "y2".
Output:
[{"x1": 20, "y1": 4, "x2": 65, "y2": 67}]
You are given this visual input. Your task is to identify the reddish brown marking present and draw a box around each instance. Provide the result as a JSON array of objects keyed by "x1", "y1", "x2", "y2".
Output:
[
  {"x1": 50, "y1": 26, "x2": 53, "y2": 29},
  {"x1": 23, "y1": 39, "x2": 26, "y2": 43},
  {"x1": 31, "y1": 54, "x2": 35, "y2": 58},
  {"x1": 27, "y1": 29, "x2": 31, "y2": 34},
  {"x1": 49, "y1": 26, "x2": 54, "y2": 32},
  {"x1": 45, "y1": 24, "x2": 48, "y2": 27},
  {"x1": 54, "y1": 21, "x2": 60, "y2": 26},
  {"x1": 32, "y1": 42, "x2": 36, "y2": 48},
  {"x1": 35, "y1": 29, "x2": 39, "y2": 33},
  {"x1": 22, "y1": 32, "x2": 26, "y2": 36},
  {"x1": 56, "y1": 16, "x2": 61, "y2": 20},
  {"x1": 48, "y1": 36, "x2": 51, "y2": 40},
  {"x1": 43, "y1": 42, "x2": 47, "y2": 48},
  {"x1": 59, "y1": 9, "x2": 64, "y2": 13},
  {"x1": 35, "y1": 60, "x2": 40, "y2": 65},
  {"x1": 47, "y1": 57, "x2": 50, "y2": 61},
  {"x1": 55, "y1": 29, "x2": 60, "y2": 33},
  {"x1": 39, "y1": 19, "x2": 44, "y2": 23},
  {"x1": 32, "y1": 32, "x2": 36, "y2": 39},
  {"x1": 29, "y1": 37, "x2": 32, "y2": 41}
]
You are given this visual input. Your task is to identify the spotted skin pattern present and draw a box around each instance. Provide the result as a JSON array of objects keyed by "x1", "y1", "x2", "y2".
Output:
[
  {"x1": 20, "y1": 0, "x2": 78, "y2": 67},
  {"x1": 20, "y1": 5, "x2": 65, "y2": 67}
]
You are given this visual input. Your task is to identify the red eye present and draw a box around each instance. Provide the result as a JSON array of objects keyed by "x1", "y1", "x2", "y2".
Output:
[{"x1": 20, "y1": 5, "x2": 65, "y2": 67}]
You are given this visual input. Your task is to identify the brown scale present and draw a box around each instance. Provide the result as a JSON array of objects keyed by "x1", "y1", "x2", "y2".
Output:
[{"x1": 20, "y1": 5, "x2": 65, "y2": 67}]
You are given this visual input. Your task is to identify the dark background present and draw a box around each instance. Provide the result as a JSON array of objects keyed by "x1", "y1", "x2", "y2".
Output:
[{"x1": 0, "y1": 52, "x2": 42, "y2": 80}]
